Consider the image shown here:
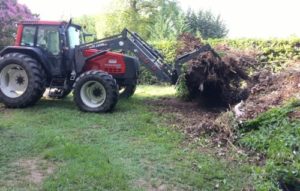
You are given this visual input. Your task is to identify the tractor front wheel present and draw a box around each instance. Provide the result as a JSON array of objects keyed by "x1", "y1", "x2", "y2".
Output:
[{"x1": 73, "y1": 70, "x2": 118, "y2": 112}]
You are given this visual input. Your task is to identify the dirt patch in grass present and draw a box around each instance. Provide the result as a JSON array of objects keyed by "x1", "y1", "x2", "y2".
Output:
[
  {"x1": 6, "y1": 157, "x2": 55, "y2": 187},
  {"x1": 0, "y1": 104, "x2": 14, "y2": 118},
  {"x1": 146, "y1": 98, "x2": 231, "y2": 144},
  {"x1": 146, "y1": 98, "x2": 270, "y2": 184},
  {"x1": 17, "y1": 158, "x2": 54, "y2": 184},
  {"x1": 134, "y1": 178, "x2": 179, "y2": 191},
  {"x1": 0, "y1": 104, "x2": 7, "y2": 113},
  {"x1": 0, "y1": 104, "x2": 5, "y2": 111}
]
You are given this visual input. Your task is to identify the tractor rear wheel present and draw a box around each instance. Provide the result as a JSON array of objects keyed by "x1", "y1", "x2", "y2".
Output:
[
  {"x1": 0, "y1": 53, "x2": 46, "y2": 108},
  {"x1": 73, "y1": 70, "x2": 118, "y2": 112}
]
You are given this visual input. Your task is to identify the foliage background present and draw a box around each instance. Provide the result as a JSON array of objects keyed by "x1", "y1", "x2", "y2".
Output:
[{"x1": 0, "y1": 0, "x2": 38, "y2": 46}]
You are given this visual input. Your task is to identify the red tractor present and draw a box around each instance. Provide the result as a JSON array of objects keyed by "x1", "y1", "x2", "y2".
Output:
[
  {"x1": 0, "y1": 20, "x2": 140, "y2": 112},
  {"x1": 0, "y1": 20, "x2": 214, "y2": 112}
]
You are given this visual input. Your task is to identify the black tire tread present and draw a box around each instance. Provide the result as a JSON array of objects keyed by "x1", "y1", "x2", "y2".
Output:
[
  {"x1": 0, "y1": 53, "x2": 46, "y2": 108},
  {"x1": 73, "y1": 70, "x2": 118, "y2": 112}
]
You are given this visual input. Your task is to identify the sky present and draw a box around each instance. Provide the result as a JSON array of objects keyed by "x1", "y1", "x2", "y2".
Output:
[{"x1": 18, "y1": 0, "x2": 300, "y2": 38}]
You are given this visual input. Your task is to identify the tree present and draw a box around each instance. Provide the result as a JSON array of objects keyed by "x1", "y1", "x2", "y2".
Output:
[
  {"x1": 0, "y1": 0, "x2": 37, "y2": 46},
  {"x1": 73, "y1": 15, "x2": 97, "y2": 42},
  {"x1": 148, "y1": 0, "x2": 188, "y2": 41},
  {"x1": 74, "y1": 15, "x2": 96, "y2": 35},
  {"x1": 75, "y1": 0, "x2": 227, "y2": 41},
  {"x1": 185, "y1": 9, "x2": 228, "y2": 39},
  {"x1": 93, "y1": 0, "x2": 155, "y2": 38},
  {"x1": 97, "y1": 0, "x2": 187, "y2": 40}
]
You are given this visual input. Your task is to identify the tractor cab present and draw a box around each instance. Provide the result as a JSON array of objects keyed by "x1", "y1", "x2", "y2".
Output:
[{"x1": 15, "y1": 21, "x2": 84, "y2": 77}]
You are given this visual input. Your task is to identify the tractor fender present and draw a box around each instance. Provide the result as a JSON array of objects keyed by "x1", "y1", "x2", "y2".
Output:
[
  {"x1": 0, "y1": 46, "x2": 51, "y2": 76},
  {"x1": 123, "y1": 55, "x2": 140, "y2": 79},
  {"x1": 114, "y1": 55, "x2": 140, "y2": 86}
]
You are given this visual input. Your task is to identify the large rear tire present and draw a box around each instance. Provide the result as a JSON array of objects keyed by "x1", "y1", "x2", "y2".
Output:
[
  {"x1": 73, "y1": 70, "x2": 118, "y2": 112},
  {"x1": 0, "y1": 53, "x2": 46, "y2": 108}
]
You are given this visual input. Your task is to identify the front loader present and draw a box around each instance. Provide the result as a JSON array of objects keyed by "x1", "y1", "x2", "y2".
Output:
[
  {"x1": 78, "y1": 29, "x2": 216, "y2": 94},
  {"x1": 0, "y1": 20, "x2": 216, "y2": 113}
]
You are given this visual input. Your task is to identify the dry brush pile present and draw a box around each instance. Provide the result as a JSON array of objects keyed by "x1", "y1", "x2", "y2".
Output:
[{"x1": 176, "y1": 34, "x2": 300, "y2": 120}]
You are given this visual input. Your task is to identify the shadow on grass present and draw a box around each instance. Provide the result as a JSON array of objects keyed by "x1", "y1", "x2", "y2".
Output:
[
  {"x1": 0, "y1": 85, "x2": 175, "y2": 115},
  {"x1": 37, "y1": 98, "x2": 76, "y2": 110},
  {"x1": 29, "y1": 96, "x2": 141, "y2": 114}
]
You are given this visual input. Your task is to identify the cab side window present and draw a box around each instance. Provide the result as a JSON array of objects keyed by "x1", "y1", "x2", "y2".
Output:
[
  {"x1": 21, "y1": 26, "x2": 35, "y2": 46},
  {"x1": 37, "y1": 26, "x2": 60, "y2": 55}
]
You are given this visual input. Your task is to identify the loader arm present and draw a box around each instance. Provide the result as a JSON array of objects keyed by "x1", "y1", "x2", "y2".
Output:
[
  {"x1": 174, "y1": 44, "x2": 221, "y2": 76},
  {"x1": 78, "y1": 28, "x2": 217, "y2": 84}
]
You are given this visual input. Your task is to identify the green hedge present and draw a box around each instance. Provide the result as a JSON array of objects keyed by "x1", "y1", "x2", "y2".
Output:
[
  {"x1": 150, "y1": 40, "x2": 177, "y2": 64},
  {"x1": 207, "y1": 38, "x2": 300, "y2": 71},
  {"x1": 152, "y1": 38, "x2": 300, "y2": 65},
  {"x1": 138, "y1": 40, "x2": 177, "y2": 84}
]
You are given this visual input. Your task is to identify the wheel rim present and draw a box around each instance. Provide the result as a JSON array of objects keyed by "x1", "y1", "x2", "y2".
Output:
[
  {"x1": 80, "y1": 81, "x2": 106, "y2": 108},
  {"x1": 0, "y1": 64, "x2": 29, "y2": 98}
]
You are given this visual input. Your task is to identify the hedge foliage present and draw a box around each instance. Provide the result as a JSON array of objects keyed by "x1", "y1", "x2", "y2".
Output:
[
  {"x1": 207, "y1": 38, "x2": 300, "y2": 72},
  {"x1": 151, "y1": 38, "x2": 300, "y2": 66},
  {"x1": 150, "y1": 40, "x2": 178, "y2": 64},
  {"x1": 138, "y1": 40, "x2": 177, "y2": 84}
]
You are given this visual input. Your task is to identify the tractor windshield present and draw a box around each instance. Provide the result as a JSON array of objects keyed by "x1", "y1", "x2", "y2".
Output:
[{"x1": 68, "y1": 26, "x2": 84, "y2": 48}]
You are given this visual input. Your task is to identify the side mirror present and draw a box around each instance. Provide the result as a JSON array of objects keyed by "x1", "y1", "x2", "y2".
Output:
[{"x1": 83, "y1": 33, "x2": 97, "y2": 42}]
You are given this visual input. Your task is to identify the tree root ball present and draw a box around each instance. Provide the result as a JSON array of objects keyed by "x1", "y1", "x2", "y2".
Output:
[{"x1": 177, "y1": 34, "x2": 252, "y2": 107}]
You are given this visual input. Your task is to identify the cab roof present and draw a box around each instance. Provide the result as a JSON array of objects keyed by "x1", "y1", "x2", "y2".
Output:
[
  {"x1": 19, "y1": 20, "x2": 68, "y2": 26},
  {"x1": 18, "y1": 20, "x2": 82, "y2": 30}
]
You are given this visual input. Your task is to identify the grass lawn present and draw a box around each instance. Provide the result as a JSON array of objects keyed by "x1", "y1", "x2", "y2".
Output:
[{"x1": 0, "y1": 85, "x2": 254, "y2": 191}]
